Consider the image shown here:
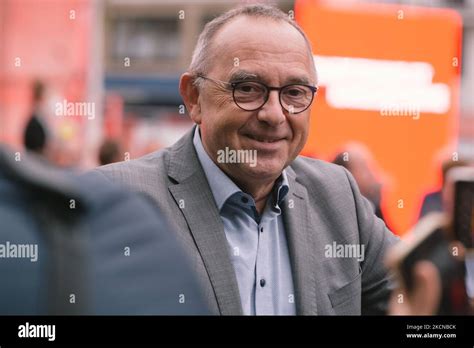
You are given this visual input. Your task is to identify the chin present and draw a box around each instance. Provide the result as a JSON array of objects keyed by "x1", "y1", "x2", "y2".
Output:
[{"x1": 241, "y1": 161, "x2": 285, "y2": 180}]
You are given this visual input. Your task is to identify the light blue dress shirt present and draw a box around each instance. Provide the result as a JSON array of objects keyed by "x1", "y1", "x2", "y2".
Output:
[{"x1": 193, "y1": 127, "x2": 296, "y2": 315}]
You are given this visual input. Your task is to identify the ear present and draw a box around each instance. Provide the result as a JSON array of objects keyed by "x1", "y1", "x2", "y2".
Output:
[{"x1": 179, "y1": 72, "x2": 202, "y2": 124}]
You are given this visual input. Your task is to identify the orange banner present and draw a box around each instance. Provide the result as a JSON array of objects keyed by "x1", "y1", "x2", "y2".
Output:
[{"x1": 296, "y1": 0, "x2": 462, "y2": 234}]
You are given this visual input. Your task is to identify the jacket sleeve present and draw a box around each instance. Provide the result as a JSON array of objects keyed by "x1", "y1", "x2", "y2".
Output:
[{"x1": 343, "y1": 168, "x2": 400, "y2": 315}]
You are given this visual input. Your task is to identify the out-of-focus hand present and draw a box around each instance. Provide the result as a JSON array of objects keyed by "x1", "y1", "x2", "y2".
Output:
[{"x1": 389, "y1": 261, "x2": 441, "y2": 315}]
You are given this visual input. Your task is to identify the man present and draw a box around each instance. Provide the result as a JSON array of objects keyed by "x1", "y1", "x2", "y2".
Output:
[{"x1": 96, "y1": 4, "x2": 399, "y2": 315}]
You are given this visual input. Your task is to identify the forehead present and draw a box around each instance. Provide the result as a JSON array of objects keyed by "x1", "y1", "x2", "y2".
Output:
[{"x1": 210, "y1": 16, "x2": 315, "y2": 84}]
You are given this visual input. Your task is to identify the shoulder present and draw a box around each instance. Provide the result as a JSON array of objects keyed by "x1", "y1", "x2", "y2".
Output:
[
  {"x1": 98, "y1": 148, "x2": 169, "y2": 177},
  {"x1": 92, "y1": 129, "x2": 196, "y2": 193},
  {"x1": 291, "y1": 155, "x2": 346, "y2": 175},
  {"x1": 93, "y1": 147, "x2": 173, "y2": 191},
  {"x1": 289, "y1": 155, "x2": 354, "y2": 192}
]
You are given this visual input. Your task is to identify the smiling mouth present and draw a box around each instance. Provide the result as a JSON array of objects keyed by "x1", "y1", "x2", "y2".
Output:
[{"x1": 245, "y1": 134, "x2": 284, "y2": 143}]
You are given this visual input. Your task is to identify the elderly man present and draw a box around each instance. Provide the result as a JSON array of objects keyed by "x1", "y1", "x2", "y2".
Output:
[{"x1": 96, "y1": 4, "x2": 399, "y2": 315}]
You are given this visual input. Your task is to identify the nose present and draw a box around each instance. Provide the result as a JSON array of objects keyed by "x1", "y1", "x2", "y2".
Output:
[{"x1": 256, "y1": 90, "x2": 286, "y2": 127}]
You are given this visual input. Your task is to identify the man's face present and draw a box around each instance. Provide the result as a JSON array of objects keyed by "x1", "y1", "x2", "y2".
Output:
[{"x1": 195, "y1": 16, "x2": 316, "y2": 183}]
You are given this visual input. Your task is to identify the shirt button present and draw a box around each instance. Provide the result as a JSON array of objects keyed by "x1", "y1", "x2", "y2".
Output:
[
  {"x1": 260, "y1": 278, "x2": 266, "y2": 287},
  {"x1": 241, "y1": 197, "x2": 248, "y2": 204},
  {"x1": 260, "y1": 227, "x2": 263, "y2": 233}
]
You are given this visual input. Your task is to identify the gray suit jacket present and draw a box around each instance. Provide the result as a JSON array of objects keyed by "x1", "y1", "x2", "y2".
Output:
[{"x1": 96, "y1": 126, "x2": 399, "y2": 315}]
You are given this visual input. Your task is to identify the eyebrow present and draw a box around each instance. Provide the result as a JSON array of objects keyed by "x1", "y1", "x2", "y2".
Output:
[
  {"x1": 228, "y1": 70, "x2": 312, "y2": 85},
  {"x1": 228, "y1": 70, "x2": 259, "y2": 82},
  {"x1": 285, "y1": 76, "x2": 312, "y2": 85}
]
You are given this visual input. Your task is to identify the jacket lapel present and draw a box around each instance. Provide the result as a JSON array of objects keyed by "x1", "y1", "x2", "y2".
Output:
[
  {"x1": 283, "y1": 167, "x2": 319, "y2": 315},
  {"x1": 167, "y1": 128, "x2": 243, "y2": 315}
]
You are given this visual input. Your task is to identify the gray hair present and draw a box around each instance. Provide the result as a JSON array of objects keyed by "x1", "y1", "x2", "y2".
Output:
[{"x1": 189, "y1": 4, "x2": 316, "y2": 80}]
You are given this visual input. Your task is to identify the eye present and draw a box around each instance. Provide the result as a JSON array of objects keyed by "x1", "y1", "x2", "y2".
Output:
[
  {"x1": 234, "y1": 82, "x2": 265, "y2": 94},
  {"x1": 284, "y1": 86, "x2": 305, "y2": 98}
]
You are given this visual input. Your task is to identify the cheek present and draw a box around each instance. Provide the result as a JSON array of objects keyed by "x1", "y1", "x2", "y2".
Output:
[
  {"x1": 201, "y1": 111, "x2": 242, "y2": 151},
  {"x1": 204, "y1": 100, "x2": 248, "y2": 136},
  {"x1": 201, "y1": 92, "x2": 241, "y2": 130},
  {"x1": 288, "y1": 116, "x2": 310, "y2": 148},
  {"x1": 213, "y1": 93, "x2": 234, "y2": 109},
  {"x1": 200, "y1": 95, "x2": 232, "y2": 128},
  {"x1": 203, "y1": 87, "x2": 234, "y2": 111}
]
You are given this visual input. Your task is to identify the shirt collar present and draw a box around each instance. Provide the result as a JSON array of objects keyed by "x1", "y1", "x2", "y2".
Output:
[{"x1": 192, "y1": 126, "x2": 289, "y2": 211}]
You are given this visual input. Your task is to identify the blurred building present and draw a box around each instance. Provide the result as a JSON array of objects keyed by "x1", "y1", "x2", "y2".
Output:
[
  {"x1": 1, "y1": 0, "x2": 472, "y2": 167},
  {"x1": 0, "y1": 0, "x2": 94, "y2": 166},
  {"x1": 102, "y1": 0, "x2": 294, "y2": 157}
]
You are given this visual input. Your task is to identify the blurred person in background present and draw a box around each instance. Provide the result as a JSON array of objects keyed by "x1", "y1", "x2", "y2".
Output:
[
  {"x1": 98, "y1": 139, "x2": 123, "y2": 166},
  {"x1": 418, "y1": 158, "x2": 470, "y2": 219},
  {"x1": 332, "y1": 143, "x2": 387, "y2": 224},
  {"x1": 22, "y1": 80, "x2": 82, "y2": 169},
  {"x1": 23, "y1": 81, "x2": 51, "y2": 162},
  {"x1": 23, "y1": 115, "x2": 48, "y2": 158},
  {"x1": 0, "y1": 144, "x2": 209, "y2": 315}
]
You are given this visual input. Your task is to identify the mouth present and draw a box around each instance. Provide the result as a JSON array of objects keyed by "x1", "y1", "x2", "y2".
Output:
[
  {"x1": 245, "y1": 134, "x2": 285, "y2": 143},
  {"x1": 243, "y1": 133, "x2": 286, "y2": 152}
]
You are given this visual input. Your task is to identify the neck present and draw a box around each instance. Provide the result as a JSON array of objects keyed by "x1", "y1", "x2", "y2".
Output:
[{"x1": 230, "y1": 174, "x2": 277, "y2": 215}]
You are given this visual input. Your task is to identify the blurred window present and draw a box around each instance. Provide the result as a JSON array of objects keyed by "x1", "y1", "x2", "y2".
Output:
[{"x1": 111, "y1": 17, "x2": 180, "y2": 62}]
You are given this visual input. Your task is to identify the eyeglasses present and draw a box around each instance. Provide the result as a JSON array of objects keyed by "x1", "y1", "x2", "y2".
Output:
[{"x1": 196, "y1": 75, "x2": 318, "y2": 114}]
